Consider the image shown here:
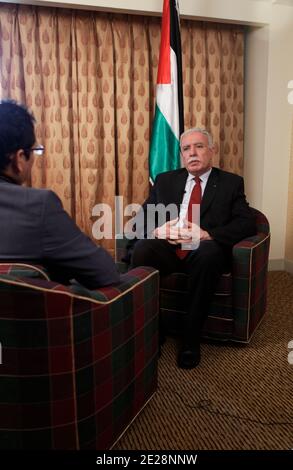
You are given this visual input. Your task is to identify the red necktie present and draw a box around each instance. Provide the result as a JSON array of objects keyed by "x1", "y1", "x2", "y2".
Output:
[{"x1": 176, "y1": 176, "x2": 202, "y2": 259}]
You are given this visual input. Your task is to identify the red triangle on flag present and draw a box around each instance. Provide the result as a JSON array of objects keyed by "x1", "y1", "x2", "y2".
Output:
[{"x1": 157, "y1": 0, "x2": 171, "y2": 85}]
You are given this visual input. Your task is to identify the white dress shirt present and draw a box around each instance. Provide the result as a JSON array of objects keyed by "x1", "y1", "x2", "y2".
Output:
[{"x1": 177, "y1": 168, "x2": 212, "y2": 227}]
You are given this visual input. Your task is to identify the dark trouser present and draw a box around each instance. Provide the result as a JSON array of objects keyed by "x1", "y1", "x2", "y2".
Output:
[{"x1": 131, "y1": 238, "x2": 226, "y2": 348}]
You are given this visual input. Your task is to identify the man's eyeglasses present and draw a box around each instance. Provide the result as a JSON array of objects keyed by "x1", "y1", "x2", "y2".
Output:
[{"x1": 30, "y1": 145, "x2": 45, "y2": 156}]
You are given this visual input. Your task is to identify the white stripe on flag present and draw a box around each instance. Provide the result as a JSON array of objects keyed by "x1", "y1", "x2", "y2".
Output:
[{"x1": 156, "y1": 48, "x2": 180, "y2": 140}]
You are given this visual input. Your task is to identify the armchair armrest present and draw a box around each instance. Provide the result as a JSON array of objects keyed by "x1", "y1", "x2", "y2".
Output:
[
  {"x1": 69, "y1": 267, "x2": 159, "y2": 302},
  {"x1": 0, "y1": 265, "x2": 158, "y2": 304},
  {"x1": 232, "y1": 232, "x2": 270, "y2": 341},
  {"x1": 0, "y1": 263, "x2": 50, "y2": 280}
]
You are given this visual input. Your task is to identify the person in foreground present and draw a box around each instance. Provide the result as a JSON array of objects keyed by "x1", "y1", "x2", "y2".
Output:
[
  {"x1": 0, "y1": 100, "x2": 119, "y2": 289},
  {"x1": 131, "y1": 127, "x2": 256, "y2": 369}
]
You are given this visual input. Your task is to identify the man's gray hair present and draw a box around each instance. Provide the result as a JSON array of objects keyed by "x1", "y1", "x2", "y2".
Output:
[{"x1": 180, "y1": 127, "x2": 213, "y2": 149}]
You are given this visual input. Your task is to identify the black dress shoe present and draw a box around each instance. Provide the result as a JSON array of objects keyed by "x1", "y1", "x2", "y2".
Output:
[{"x1": 177, "y1": 348, "x2": 201, "y2": 369}]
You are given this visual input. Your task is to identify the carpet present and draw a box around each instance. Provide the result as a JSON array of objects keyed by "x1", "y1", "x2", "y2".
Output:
[{"x1": 113, "y1": 271, "x2": 293, "y2": 450}]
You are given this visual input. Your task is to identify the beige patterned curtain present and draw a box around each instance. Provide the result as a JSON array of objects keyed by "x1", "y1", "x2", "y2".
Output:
[
  {"x1": 181, "y1": 22, "x2": 244, "y2": 173},
  {"x1": 0, "y1": 4, "x2": 244, "y2": 254}
]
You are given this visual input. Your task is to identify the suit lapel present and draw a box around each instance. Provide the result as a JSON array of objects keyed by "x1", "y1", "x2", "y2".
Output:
[
  {"x1": 201, "y1": 167, "x2": 219, "y2": 216},
  {"x1": 173, "y1": 169, "x2": 189, "y2": 208}
]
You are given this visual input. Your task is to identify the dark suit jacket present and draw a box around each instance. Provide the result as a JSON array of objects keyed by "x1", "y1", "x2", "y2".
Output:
[
  {"x1": 142, "y1": 167, "x2": 256, "y2": 246},
  {"x1": 126, "y1": 167, "x2": 256, "y2": 263},
  {"x1": 0, "y1": 176, "x2": 119, "y2": 288}
]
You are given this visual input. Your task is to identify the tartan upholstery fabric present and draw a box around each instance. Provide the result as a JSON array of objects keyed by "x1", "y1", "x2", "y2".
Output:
[
  {"x1": 0, "y1": 263, "x2": 50, "y2": 280},
  {"x1": 0, "y1": 265, "x2": 159, "y2": 449},
  {"x1": 160, "y1": 271, "x2": 232, "y2": 296},
  {"x1": 116, "y1": 208, "x2": 270, "y2": 343},
  {"x1": 231, "y1": 231, "x2": 270, "y2": 341}
]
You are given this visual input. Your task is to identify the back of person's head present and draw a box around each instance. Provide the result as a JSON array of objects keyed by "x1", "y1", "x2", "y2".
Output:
[{"x1": 0, "y1": 100, "x2": 35, "y2": 171}]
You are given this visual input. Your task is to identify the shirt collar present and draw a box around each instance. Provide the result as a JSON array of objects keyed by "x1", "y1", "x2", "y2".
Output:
[{"x1": 187, "y1": 167, "x2": 212, "y2": 183}]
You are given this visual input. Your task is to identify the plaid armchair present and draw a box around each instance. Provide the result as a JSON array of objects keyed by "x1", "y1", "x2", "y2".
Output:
[
  {"x1": 0, "y1": 263, "x2": 159, "y2": 449},
  {"x1": 116, "y1": 208, "x2": 270, "y2": 343}
]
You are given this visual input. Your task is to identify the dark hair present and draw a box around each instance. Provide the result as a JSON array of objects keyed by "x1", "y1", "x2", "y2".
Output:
[{"x1": 0, "y1": 100, "x2": 36, "y2": 171}]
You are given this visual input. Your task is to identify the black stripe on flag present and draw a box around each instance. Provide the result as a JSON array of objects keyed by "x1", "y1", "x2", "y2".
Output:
[{"x1": 170, "y1": 0, "x2": 184, "y2": 136}]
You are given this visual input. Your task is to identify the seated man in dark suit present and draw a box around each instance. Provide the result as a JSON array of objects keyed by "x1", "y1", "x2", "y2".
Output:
[
  {"x1": 0, "y1": 100, "x2": 119, "y2": 289},
  {"x1": 131, "y1": 127, "x2": 256, "y2": 369}
]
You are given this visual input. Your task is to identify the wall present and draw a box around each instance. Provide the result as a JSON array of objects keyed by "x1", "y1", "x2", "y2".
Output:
[
  {"x1": 244, "y1": 2, "x2": 293, "y2": 270},
  {"x1": 3, "y1": 0, "x2": 271, "y2": 24},
  {"x1": 285, "y1": 123, "x2": 293, "y2": 273},
  {"x1": 244, "y1": 25, "x2": 269, "y2": 211},
  {"x1": 263, "y1": 4, "x2": 293, "y2": 269}
]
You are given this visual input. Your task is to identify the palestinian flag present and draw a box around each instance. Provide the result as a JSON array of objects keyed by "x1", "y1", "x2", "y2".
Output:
[{"x1": 149, "y1": 0, "x2": 184, "y2": 183}]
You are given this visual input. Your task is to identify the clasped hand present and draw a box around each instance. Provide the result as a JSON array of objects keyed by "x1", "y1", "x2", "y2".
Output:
[{"x1": 153, "y1": 218, "x2": 200, "y2": 245}]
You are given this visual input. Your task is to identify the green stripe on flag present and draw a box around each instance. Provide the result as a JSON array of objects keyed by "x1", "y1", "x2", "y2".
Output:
[{"x1": 149, "y1": 105, "x2": 181, "y2": 183}]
